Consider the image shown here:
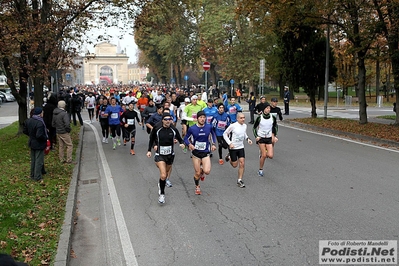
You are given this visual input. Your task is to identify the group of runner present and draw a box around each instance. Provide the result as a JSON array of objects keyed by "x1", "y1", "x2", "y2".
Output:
[{"x1": 93, "y1": 90, "x2": 281, "y2": 204}]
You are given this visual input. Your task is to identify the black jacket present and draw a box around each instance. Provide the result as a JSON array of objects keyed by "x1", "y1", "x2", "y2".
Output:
[{"x1": 23, "y1": 117, "x2": 47, "y2": 150}]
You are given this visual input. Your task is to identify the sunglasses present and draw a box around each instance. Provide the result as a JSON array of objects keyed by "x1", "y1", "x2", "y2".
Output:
[{"x1": 163, "y1": 118, "x2": 173, "y2": 121}]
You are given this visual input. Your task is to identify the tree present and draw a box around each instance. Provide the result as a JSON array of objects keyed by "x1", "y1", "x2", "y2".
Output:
[
  {"x1": 373, "y1": 0, "x2": 399, "y2": 125},
  {"x1": 0, "y1": 0, "x2": 145, "y2": 133}
]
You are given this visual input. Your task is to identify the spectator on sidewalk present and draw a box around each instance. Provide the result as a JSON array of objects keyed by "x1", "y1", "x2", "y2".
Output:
[
  {"x1": 283, "y1": 86, "x2": 290, "y2": 115},
  {"x1": 23, "y1": 107, "x2": 47, "y2": 181},
  {"x1": 246, "y1": 92, "x2": 256, "y2": 124},
  {"x1": 52, "y1": 100, "x2": 73, "y2": 164}
]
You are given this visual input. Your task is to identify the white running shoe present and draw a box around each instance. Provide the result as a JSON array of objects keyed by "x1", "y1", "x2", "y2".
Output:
[
  {"x1": 166, "y1": 179, "x2": 173, "y2": 187},
  {"x1": 117, "y1": 139, "x2": 121, "y2": 146},
  {"x1": 158, "y1": 194, "x2": 165, "y2": 204},
  {"x1": 237, "y1": 179, "x2": 245, "y2": 188},
  {"x1": 258, "y1": 170, "x2": 264, "y2": 177},
  {"x1": 105, "y1": 138, "x2": 108, "y2": 144},
  {"x1": 102, "y1": 137, "x2": 105, "y2": 143}
]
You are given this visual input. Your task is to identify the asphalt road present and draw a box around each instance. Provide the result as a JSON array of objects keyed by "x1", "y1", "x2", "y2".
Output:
[
  {"x1": 1, "y1": 102, "x2": 398, "y2": 265},
  {"x1": 69, "y1": 109, "x2": 398, "y2": 266}
]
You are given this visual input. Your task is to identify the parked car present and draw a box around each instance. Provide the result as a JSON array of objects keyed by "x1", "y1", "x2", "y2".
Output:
[{"x1": 0, "y1": 89, "x2": 16, "y2": 102}]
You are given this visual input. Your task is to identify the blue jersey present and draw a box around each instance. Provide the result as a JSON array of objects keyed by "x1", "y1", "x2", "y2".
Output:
[
  {"x1": 184, "y1": 124, "x2": 216, "y2": 153},
  {"x1": 105, "y1": 105, "x2": 124, "y2": 125},
  {"x1": 203, "y1": 106, "x2": 218, "y2": 124},
  {"x1": 212, "y1": 112, "x2": 230, "y2": 136},
  {"x1": 226, "y1": 103, "x2": 242, "y2": 123}
]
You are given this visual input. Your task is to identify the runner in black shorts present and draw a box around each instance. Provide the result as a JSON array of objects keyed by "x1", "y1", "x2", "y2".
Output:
[
  {"x1": 147, "y1": 112, "x2": 185, "y2": 204},
  {"x1": 252, "y1": 103, "x2": 278, "y2": 177},
  {"x1": 184, "y1": 111, "x2": 217, "y2": 195},
  {"x1": 223, "y1": 113, "x2": 253, "y2": 188}
]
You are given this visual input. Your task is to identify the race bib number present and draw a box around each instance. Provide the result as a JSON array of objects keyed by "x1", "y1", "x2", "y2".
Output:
[
  {"x1": 259, "y1": 130, "x2": 271, "y2": 138},
  {"x1": 192, "y1": 113, "x2": 197, "y2": 119},
  {"x1": 127, "y1": 119, "x2": 134, "y2": 125},
  {"x1": 206, "y1": 116, "x2": 213, "y2": 123},
  {"x1": 101, "y1": 111, "x2": 106, "y2": 118},
  {"x1": 234, "y1": 135, "x2": 245, "y2": 142},
  {"x1": 194, "y1": 141, "x2": 206, "y2": 151},
  {"x1": 217, "y1": 121, "x2": 226, "y2": 130},
  {"x1": 88, "y1": 104, "x2": 93, "y2": 108},
  {"x1": 141, "y1": 105, "x2": 146, "y2": 109},
  {"x1": 160, "y1": 146, "x2": 172, "y2": 155},
  {"x1": 111, "y1": 113, "x2": 118, "y2": 119},
  {"x1": 229, "y1": 107, "x2": 237, "y2": 114}
]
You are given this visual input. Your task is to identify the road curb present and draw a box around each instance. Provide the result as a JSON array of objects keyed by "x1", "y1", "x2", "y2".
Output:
[
  {"x1": 54, "y1": 125, "x2": 85, "y2": 266},
  {"x1": 282, "y1": 120, "x2": 399, "y2": 148}
]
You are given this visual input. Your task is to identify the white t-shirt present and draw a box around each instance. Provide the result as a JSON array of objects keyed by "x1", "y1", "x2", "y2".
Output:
[
  {"x1": 223, "y1": 122, "x2": 248, "y2": 150},
  {"x1": 85, "y1": 96, "x2": 96, "y2": 109}
]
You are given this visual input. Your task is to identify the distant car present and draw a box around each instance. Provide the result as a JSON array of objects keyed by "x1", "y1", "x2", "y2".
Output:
[
  {"x1": 0, "y1": 93, "x2": 4, "y2": 104},
  {"x1": 0, "y1": 90, "x2": 15, "y2": 102}
]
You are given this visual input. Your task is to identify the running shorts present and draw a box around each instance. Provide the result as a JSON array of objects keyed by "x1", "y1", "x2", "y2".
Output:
[
  {"x1": 228, "y1": 148, "x2": 245, "y2": 162},
  {"x1": 154, "y1": 154, "x2": 175, "y2": 165}
]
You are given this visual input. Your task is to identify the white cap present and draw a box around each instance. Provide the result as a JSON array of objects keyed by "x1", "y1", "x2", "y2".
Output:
[
  {"x1": 184, "y1": 97, "x2": 190, "y2": 102},
  {"x1": 191, "y1": 95, "x2": 198, "y2": 100}
]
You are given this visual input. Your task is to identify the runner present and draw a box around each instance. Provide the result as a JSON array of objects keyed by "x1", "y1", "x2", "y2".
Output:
[
  {"x1": 85, "y1": 92, "x2": 96, "y2": 123},
  {"x1": 226, "y1": 97, "x2": 243, "y2": 123},
  {"x1": 120, "y1": 103, "x2": 142, "y2": 155},
  {"x1": 183, "y1": 95, "x2": 203, "y2": 127},
  {"x1": 104, "y1": 97, "x2": 124, "y2": 150},
  {"x1": 203, "y1": 99, "x2": 218, "y2": 158},
  {"x1": 96, "y1": 98, "x2": 109, "y2": 143},
  {"x1": 145, "y1": 104, "x2": 164, "y2": 132},
  {"x1": 184, "y1": 111, "x2": 217, "y2": 195},
  {"x1": 211, "y1": 103, "x2": 230, "y2": 165},
  {"x1": 177, "y1": 97, "x2": 190, "y2": 138},
  {"x1": 142, "y1": 99, "x2": 157, "y2": 134},
  {"x1": 252, "y1": 103, "x2": 278, "y2": 177},
  {"x1": 147, "y1": 112, "x2": 185, "y2": 204},
  {"x1": 223, "y1": 113, "x2": 253, "y2": 188},
  {"x1": 137, "y1": 92, "x2": 149, "y2": 130}
]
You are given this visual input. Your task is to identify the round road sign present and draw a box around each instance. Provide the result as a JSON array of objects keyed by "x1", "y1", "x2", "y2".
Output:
[{"x1": 203, "y1": 61, "x2": 210, "y2": 71}]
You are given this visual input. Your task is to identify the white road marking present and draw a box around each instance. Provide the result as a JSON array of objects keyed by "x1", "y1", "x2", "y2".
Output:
[
  {"x1": 280, "y1": 123, "x2": 399, "y2": 153},
  {"x1": 87, "y1": 122, "x2": 139, "y2": 266}
]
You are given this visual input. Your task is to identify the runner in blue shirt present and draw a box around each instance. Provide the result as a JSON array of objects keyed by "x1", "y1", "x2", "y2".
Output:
[
  {"x1": 226, "y1": 97, "x2": 243, "y2": 123},
  {"x1": 203, "y1": 99, "x2": 218, "y2": 125},
  {"x1": 184, "y1": 111, "x2": 217, "y2": 196},
  {"x1": 105, "y1": 97, "x2": 124, "y2": 149},
  {"x1": 211, "y1": 103, "x2": 231, "y2": 165}
]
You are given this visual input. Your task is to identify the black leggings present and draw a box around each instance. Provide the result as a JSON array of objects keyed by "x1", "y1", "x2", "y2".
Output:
[
  {"x1": 217, "y1": 136, "x2": 228, "y2": 159},
  {"x1": 109, "y1": 124, "x2": 121, "y2": 138},
  {"x1": 100, "y1": 119, "x2": 109, "y2": 138},
  {"x1": 88, "y1": 108, "x2": 94, "y2": 119},
  {"x1": 123, "y1": 127, "x2": 137, "y2": 149}
]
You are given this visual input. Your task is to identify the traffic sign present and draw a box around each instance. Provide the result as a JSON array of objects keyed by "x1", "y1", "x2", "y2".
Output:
[
  {"x1": 203, "y1": 61, "x2": 210, "y2": 71},
  {"x1": 184, "y1": 75, "x2": 189, "y2": 81},
  {"x1": 230, "y1": 79, "x2": 235, "y2": 85}
]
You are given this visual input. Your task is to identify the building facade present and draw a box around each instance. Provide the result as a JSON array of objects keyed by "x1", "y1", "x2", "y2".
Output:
[
  {"x1": 128, "y1": 63, "x2": 149, "y2": 84},
  {"x1": 81, "y1": 42, "x2": 129, "y2": 85}
]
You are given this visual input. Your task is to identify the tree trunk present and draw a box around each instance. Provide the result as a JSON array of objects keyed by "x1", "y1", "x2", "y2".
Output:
[
  {"x1": 357, "y1": 55, "x2": 368, "y2": 124},
  {"x1": 391, "y1": 57, "x2": 399, "y2": 125},
  {"x1": 33, "y1": 76, "x2": 44, "y2": 107},
  {"x1": 2, "y1": 56, "x2": 29, "y2": 134},
  {"x1": 376, "y1": 57, "x2": 380, "y2": 102}
]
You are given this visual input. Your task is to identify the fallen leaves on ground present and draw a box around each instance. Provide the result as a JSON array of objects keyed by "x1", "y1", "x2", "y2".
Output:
[{"x1": 292, "y1": 118, "x2": 399, "y2": 142}]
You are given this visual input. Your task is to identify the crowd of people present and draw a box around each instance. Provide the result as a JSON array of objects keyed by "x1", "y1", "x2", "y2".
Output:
[{"x1": 25, "y1": 84, "x2": 287, "y2": 204}]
